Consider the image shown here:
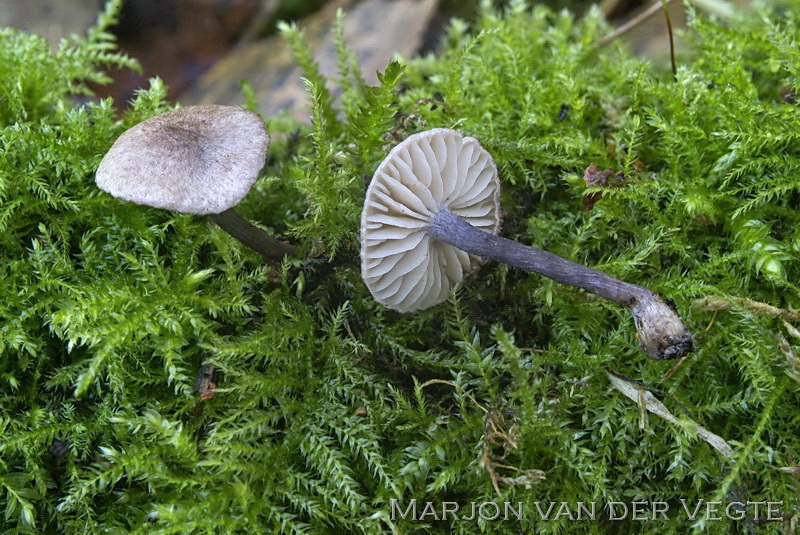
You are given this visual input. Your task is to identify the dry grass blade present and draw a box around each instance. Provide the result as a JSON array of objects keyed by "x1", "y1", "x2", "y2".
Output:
[
  {"x1": 776, "y1": 334, "x2": 800, "y2": 384},
  {"x1": 694, "y1": 296, "x2": 800, "y2": 322},
  {"x1": 606, "y1": 370, "x2": 733, "y2": 456}
]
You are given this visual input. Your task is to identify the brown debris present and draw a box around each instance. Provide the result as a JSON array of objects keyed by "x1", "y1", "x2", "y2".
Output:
[
  {"x1": 96, "y1": 0, "x2": 272, "y2": 105},
  {"x1": 606, "y1": 369, "x2": 733, "y2": 456},
  {"x1": 419, "y1": 379, "x2": 545, "y2": 495},
  {"x1": 194, "y1": 363, "x2": 217, "y2": 402},
  {"x1": 582, "y1": 163, "x2": 626, "y2": 210},
  {"x1": 182, "y1": 0, "x2": 439, "y2": 122},
  {"x1": 779, "y1": 86, "x2": 797, "y2": 104},
  {"x1": 693, "y1": 296, "x2": 800, "y2": 323},
  {"x1": 480, "y1": 409, "x2": 546, "y2": 495}
]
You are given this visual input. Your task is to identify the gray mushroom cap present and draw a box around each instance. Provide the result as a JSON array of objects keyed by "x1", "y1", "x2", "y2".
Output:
[
  {"x1": 361, "y1": 128, "x2": 501, "y2": 313},
  {"x1": 95, "y1": 105, "x2": 269, "y2": 215}
]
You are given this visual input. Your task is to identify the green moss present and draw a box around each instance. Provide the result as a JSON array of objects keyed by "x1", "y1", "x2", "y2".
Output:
[{"x1": 1, "y1": 0, "x2": 799, "y2": 533}]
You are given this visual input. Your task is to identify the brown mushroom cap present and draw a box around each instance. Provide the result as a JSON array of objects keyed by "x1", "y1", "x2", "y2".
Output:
[
  {"x1": 95, "y1": 105, "x2": 269, "y2": 215},
  {"x1": 361, "y1": 128, "x2": 501, "y2": 312}
]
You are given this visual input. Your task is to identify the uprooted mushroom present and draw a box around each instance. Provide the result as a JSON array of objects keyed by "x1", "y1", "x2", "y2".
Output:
[{"x1": 360, "y1": 128, "x2": 693, "y2": 360}]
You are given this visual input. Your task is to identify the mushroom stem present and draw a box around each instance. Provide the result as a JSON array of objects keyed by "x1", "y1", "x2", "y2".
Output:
[
  {"x1": 210, "y1": 208, "x2": 294, "y2": 262},
  {"x1": 428, "y1": 209, "x2": 693, "y2": 360}
]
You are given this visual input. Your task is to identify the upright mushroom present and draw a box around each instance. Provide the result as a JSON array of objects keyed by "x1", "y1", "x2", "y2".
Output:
[
  {"x1": 361, "y1": 128, "x2": 693, "y2": 360},
  {"x1": 96, "y1": 105, "x2": 293, "y2": 262}
]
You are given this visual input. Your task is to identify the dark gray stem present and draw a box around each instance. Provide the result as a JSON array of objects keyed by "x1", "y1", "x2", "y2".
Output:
[
  {"x1": 428, "y1": 209, "x2": 693, "y2": 360},
  {"x1": 210, "y1": 208, "x2": 294, "y2": 262}
]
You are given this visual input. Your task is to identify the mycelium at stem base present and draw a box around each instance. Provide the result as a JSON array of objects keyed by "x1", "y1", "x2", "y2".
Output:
[{"x1": 428, "y1": 209, "x2": 694, "y2": 360}]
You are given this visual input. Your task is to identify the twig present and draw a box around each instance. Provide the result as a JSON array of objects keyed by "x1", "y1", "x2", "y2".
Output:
[
  {"x1": 598, "y1": 0, "x2": 673, "y2": 47},
  {"x1": 237, "y1": 0, "x2": 281, "y2": 44},
  {"x1": 661, "y1": 354, "x2": 690, "y2": 380},
  {"x1": 598, "y1": 0, "x2": 736, "y2": 48},
  {"x1": 660, "y1": 0, "x2": 678, "y2": 80}
]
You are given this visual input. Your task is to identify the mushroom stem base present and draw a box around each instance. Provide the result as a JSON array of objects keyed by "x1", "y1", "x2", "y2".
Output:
[
  {"x1": 210, "y1": 209, "x2": 294, "y2": 262},
  {"x1": 429, "y1": 209, "x2": 693, "y2": 360}
]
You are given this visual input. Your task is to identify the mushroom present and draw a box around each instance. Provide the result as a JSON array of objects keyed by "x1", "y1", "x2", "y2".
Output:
[
  {"x1": 360, "y1": 128, "x2": 693, "y2": 360},
  {"x1": 96, "y1": 105, "x2": 294, "y2": 262}
]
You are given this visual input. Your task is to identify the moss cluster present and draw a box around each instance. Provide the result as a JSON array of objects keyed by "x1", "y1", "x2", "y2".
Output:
[{"x1": 1, "y1": 0, "x2": 799, "y2": 533}]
